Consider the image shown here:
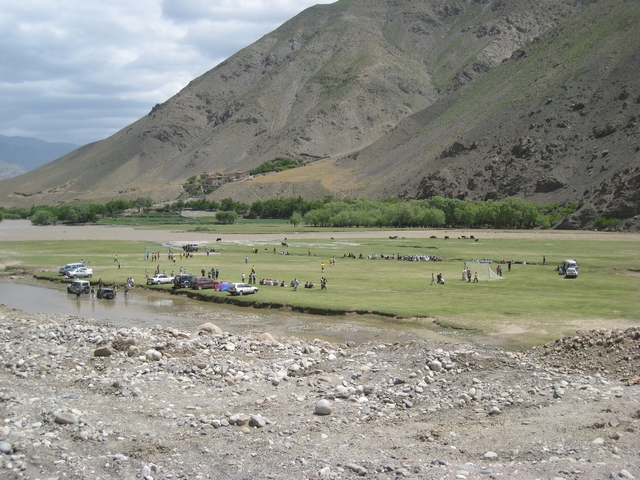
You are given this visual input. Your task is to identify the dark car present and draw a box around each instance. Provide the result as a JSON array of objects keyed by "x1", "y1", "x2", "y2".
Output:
[
  {"x1": 173, "y1": 274, "x2": 197, "y2": 288},
  {"x1": 96, "y1": 287, "x2": 116, "y2": 299},
  {"x1": 191, "y1": 277, "x2": 218, "y2": 290}
]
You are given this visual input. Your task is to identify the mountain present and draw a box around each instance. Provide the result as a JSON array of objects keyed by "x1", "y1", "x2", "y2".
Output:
[
  {"x1": 0, "y1": 135, "x2": 80, "y2": 179},
  {"x1": 0, "y1": 0, "x2": 638, "y2": 229}
]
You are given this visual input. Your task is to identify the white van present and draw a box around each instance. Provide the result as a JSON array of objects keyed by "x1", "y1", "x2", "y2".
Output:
[
  {"x1": 67, "y1": 280, "x2": 90, "y2": 294},
  {"x1": 59, "y1": 262, "x2": 86, "y2": 275}
]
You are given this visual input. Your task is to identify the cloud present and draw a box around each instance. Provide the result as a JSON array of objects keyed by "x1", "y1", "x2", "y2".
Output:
[{"x1": 0, "y1": 0, "x2": 330, "y2": 145}]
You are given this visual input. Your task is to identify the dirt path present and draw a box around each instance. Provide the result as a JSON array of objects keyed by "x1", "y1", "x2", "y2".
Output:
[{"x1": 1, "y1": 219, "x2": 638, "y2": 243}]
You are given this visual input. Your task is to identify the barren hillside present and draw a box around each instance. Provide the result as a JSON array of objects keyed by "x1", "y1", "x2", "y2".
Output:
[{"x1": 1, "y1": 0, "x2": 638, "y2": 228}]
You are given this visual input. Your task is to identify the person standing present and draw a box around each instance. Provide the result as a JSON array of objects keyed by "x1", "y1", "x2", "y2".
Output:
[
  {"x1": 543, "y1": 255, "x2": 546, "y2": 266},
  {"x1": 321, "y1": 262, "x2": 325, "y2": 273},
  {"x1": 242, "y1": 273, "x2": 245, "y2": 283},
  {"x1": 245, "y1": 256, "x2": 249, "y2": 264},
  {"x1": 293, "y1": 278, "x2": 298, "y2": 291},
  {"x1": 431, "y1": 273, "x2": 435, "y2": 285}
]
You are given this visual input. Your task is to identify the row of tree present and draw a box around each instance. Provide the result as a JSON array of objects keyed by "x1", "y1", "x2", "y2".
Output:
[
  {"x1": 1, "y1": 198, "x2": 154, "y2": 225},
  {"x1": 298, "y1": 197, "x2": 560, "y2": 229},
  {"x1": 2, "y1": 194, "x2": 615, "y2": 230}
]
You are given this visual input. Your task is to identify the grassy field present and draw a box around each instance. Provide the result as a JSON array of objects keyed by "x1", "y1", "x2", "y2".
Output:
[{"x1": 2, "y1": 230, "x2": 639, "y2": 347}]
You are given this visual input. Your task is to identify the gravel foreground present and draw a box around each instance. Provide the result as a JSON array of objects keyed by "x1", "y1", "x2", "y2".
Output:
[{"x1": 0, "y1": 303, "x2": 638, "y2": 480}]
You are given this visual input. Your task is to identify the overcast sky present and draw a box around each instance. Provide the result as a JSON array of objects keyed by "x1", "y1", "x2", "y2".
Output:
[{"x1": 0, "y1": 0, "x2": 331, "y2": 145}]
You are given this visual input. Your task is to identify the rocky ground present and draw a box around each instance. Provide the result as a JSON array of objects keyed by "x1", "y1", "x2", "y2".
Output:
[{"x1": 0, "y1": 302, "x2": 639, "y2": 480}]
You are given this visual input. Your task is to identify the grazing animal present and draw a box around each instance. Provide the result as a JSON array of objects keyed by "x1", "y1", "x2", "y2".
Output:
[
  {"x1": 281, "y1": 242, "x2": 288, "y2": 247},
  {"x1": 444, "y1": 236, "x2": 449, "y2": 240},
  {"x1": 216, "y1": 238, "x2": 222, "y2": 242},
  {"x1": 430, "y1": 235, "x2": 437, "y2": 239},
  {"x1": 461, "y1": 236, "x2": 467, "y2": 239},
  {"x1": 470, "y1": 235, "x2": 475, "y2": 239},
  {"x1": 389, "y1": 235, "x2": 398, "y2": 239},
  {"x1": 475, "y1": 238, "x2": 479, "y2": 242}
]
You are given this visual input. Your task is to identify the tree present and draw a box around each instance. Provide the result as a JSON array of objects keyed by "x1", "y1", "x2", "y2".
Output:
[
  {"x1": 135, "y1": 197, "x2": 154, "y2": 213},
  {"x1": 290, "y1": 211, "x2": 303, "y2": 227},
  {"x1": 215, "y1": 210, "x2": 238, "y2": 224},
  {"x1": 31, "y1": 210, "x2": 54, "y2": 225}
]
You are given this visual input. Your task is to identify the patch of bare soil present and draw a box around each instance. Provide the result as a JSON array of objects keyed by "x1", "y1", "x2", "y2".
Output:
[{"x1": 2, "y1": 219, "x2": 639, "y2": 243}]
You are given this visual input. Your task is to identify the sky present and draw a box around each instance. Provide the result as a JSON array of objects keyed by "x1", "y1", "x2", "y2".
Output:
[{"x1": 0, "y1": 0, "x2": 332, "y2": 146}]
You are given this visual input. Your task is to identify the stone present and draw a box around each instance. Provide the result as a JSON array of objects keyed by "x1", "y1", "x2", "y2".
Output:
[
  {"x1": 315, "y1": 399, "x2": 332, "y2": 415},
  {"x1": 488, "y1": 406, "x2": 501, "y2": 416},
  {"x1": 259, "y1": 332, "x2": 275, "y2": 342},
  {"x1": 484, "y1": 451, "x2": 498, "y2": 459},
  {"x1": 345, "y1": 463, "x2": 368, "y2": 476},
  {"x1": 145, "y1": 349, "x2": 162, "y2": 361},
  {"x1": 429, "y1": 360, "x2": 443, "y2": 372},
  {"x1": 0, "y1": 442, "x2": 12, "y2": 454},
  {"x1": 198, "y1": 323, "x2": 223, "y2": 334},
  {"x1": 54, "y1": 411, "x2": 79, "y2": 424},
  {"x1": 250, "y1": 415, "x2": 266, "y2": 428},
  {"x1": 128, "y1": 345, "x2": 140, "y2": 357},
  {"x1": 94, "y1": 347, "x2": 113, "y2": 357}
]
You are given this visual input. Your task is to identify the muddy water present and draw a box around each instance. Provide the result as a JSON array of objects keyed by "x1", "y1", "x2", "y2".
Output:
[{"x1": 0, "y1": 281, "x2": 461, "y2": 345}]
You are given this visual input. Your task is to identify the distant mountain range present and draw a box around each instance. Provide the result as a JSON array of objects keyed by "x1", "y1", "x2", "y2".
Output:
[
  {"x1": 0, "y1": 135, "x2": 80, "y2": 179},
  {"x1": 0, "y1": 0, "x2": 638, "y2": 229}
]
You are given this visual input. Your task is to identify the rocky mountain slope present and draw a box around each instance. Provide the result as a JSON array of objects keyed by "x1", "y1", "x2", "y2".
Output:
[{"x1": 0, "y1": 0, "x2": 638, "y2": 228}]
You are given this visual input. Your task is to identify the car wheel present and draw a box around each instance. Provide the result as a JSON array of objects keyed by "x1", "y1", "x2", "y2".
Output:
[
  {"x1": 238, "y1": 290, "x2": 243, "y2": 295},
  {"x1": 197, "y1": 285, "x2": 202, "y2": 290},
  {"x1": 87, "y1": 274, "x2": 92, "y2": 278}
]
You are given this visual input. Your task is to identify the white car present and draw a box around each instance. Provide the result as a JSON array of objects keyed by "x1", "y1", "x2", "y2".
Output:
[
  {"x1": 66, "y1": 267, "x2": 93, "y2": 278},
  {"x1": 228, "y1": 283, "x2": 258, "y2": 296},
  {"x1": 147, "y1": 273, "x2": 175, "y2": 285},
  {"x1": 564, "y1": 267, "x2": 579, "y2": 278}
]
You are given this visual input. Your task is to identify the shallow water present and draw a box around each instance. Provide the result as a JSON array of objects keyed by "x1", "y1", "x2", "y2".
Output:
[{"x1": 0, "y1": 280, "x2": 458, "y2": 344}]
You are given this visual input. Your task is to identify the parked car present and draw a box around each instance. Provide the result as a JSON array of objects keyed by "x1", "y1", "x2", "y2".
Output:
[
  {"x1": 561, "y1": 259, "x2": 578, "y2": 272},
  {"x1": 59, "y1": 262, "x2": 86, "y2": 275},
  {"x1": 65, "y1": 266, "x2": 93, "y2": 278},
  {"x1": 146, "y1": 273, "x2": 175, "y2": 285},
  {"x1": 564, "y1": 267, "x2": 579, "y2": 278},
  {"x1": 67, "y1": 280, "x2": 91, "y2": 294},
  {"x1": 96, "y1": 286, "x2": 116, "y2": 299},
  {"x1": 228, "y1": 283, "x2": 258, "y2": 296},
  {"x1": 173, "y1": 274, "x2": 197, "y2": 288},
  {"x1": 191, "y1": 277, "x2": 218, "y2": 290}
]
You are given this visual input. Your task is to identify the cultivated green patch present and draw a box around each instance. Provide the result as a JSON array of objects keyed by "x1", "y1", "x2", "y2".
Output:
[{"x1": 2, "y1": 230, "x2": 639, "y2": 347}]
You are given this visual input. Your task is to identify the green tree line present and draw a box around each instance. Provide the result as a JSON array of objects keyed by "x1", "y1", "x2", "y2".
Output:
[
  {"x1": 301, "y1": 197, "x2": 558, "y2": 229},
  {"x1": 1, "y1": 195, "x2": 619, "y2": 230}
]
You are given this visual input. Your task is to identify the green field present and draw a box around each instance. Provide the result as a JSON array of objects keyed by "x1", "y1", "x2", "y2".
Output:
[{"x1": 2, "y1": 232, "x2": 639, "y2": 347}]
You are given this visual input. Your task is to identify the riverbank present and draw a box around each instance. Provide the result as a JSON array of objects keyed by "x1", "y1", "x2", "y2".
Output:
[{"x1": 1, "y1": 303, "x2": 638, "y2": 479}]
